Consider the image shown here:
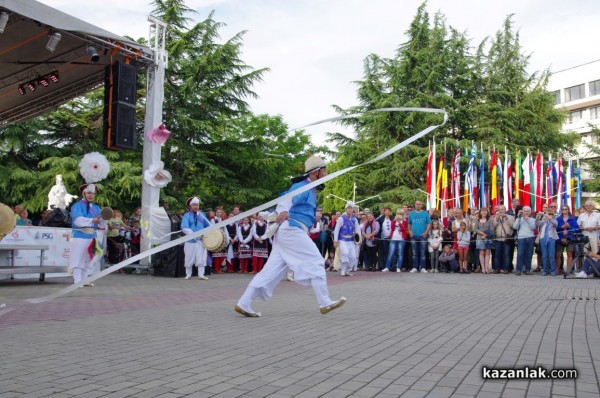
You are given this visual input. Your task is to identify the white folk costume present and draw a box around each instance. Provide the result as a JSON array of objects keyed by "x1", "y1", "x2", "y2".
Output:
[
  {"x1": 236, "y1": 221, "x2": 253, "y2": 273},
  {"x1": 235, "y1": 155, "x2": 345, "y2": 317},
  {"x1": 210, "y1": 215, "x2": 229, "y2": 273},
  {"x1": 334, "y1": 201, "x2": 362, "y2": 276},
  {"x1": 251, "y1": 215, "x2": 270, "y2": 274},
  {"x1": 70, "y1": 184, "x2": 107, "y2": 285},
  {"x1": 181, "y1": 197, "x2": 211, "y2": 279},
  {"x1": 225, "y1": 221, "x2": 238, "y2": 273}
]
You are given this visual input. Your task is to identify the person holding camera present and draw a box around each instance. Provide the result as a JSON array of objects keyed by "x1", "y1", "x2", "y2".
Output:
[
  {"x1": 492, "y1": 204, "x2": 515, "y2": 274},
  {"x1": 513, "y1": 206, "x2": 536, "y2": 275},
  {"x1": 578, "y1": 200, "x2": 600, "y2": 255},
  {"x1": 556, "y1": 205, "x2": 579, "y2": 274},
  {"x1": 536, "y1": 208, "x2": 558, "y2": 276}
]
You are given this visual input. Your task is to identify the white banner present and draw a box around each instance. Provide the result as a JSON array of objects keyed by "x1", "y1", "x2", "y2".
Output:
[{"x1": 0, "y1": 226, "x2": 105, "y2": 279}]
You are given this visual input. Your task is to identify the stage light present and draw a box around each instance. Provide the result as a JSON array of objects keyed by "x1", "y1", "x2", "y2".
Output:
[
  {"x1": 49, "y1": 70, "x2": 59, "y2": 83},
  {"x1": 0, "y1": 12, "x2": 8, "y2": 34},
  {"x1": 38, "y1": 76, "x2": 49, "y2": 87},
  {"x1": 25, "y1": 81, "x2": 36, "y2": 92},
  {"x1": 17, "y1": 85, "x2": 26, "y2": 95},
  {"x1": 86, "y1": 45, "x2": 99, "y2": 63},
  {"x1": 46, "y1": 32, "x2": 61, "y2": 52}
]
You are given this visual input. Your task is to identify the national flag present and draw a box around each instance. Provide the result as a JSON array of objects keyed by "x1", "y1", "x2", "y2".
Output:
[
  {"x1": 466, "y1": 143, "x2": 477, "y2": 209},
  {"x1": 564, "y1": 159, "x2": 572, "y2": 210},
  {"x1": 436, "y1": 153, "x2": 444, "y2": 210},
  {"x1": 452, "y1": 146, "x2": 461, "y2": 209},
  {"x1": 556, "y1": 157, "x2": 563, "y2": 209},
  {"x1": 575, "y1": 159, "x2": 582, "y2": 209},
  {"x1": 515, "y1": 152, "x2": 522, "y2": 201},
  {"x1": 426, "y1": 142, "x2": 436, "y2": 209},
  {"x1": 522, "y1": 152, "x2": 531, "y2": 207},
  {"x1": 503, "y1": 148, "x2": 512, "y2": 208},
  {"x1": 479, "y1": 145, "x2": 486, "y2": 209},
  {"x1": 546, "y1": 154, "x2": 554, "y2": 205},
  {"x1": 534, "y1": 152, "x2": 543, "y2": 211},
  {"x1": 491, "y1": 149, "x2": 498, "y2": 210}
]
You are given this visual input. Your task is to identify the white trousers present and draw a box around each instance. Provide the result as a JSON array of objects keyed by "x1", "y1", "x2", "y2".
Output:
[
  {"x1": 338, "y1": 240, "x2": 357, "y2": 274},
  {"x1": 238, "y1": 222, "x2": 336, "y2": 309},
  {"x1": 70, "y1": 238, "x2": 95, "y2": 284},
  {"x1": 184, "y1": 241, "x2": 207, "y2": 278}
]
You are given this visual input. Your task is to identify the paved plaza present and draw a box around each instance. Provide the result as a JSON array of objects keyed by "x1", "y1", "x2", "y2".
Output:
[{"x1": 0, "y1": 270, "x2": 599, "y2": 398}]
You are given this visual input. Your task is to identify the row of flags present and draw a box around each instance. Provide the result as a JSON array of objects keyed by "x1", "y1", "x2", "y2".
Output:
[{"x1": 425, "y1": 142, "x2": 583, "y2": 216}]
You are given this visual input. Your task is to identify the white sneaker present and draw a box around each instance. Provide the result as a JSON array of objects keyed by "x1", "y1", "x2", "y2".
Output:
[
  {"x1": 340, "y1": 271, "x2": 346, "y2": 277},
  {"x1": 410, "y1": 268, "x2": 417, "y2": 273},
  {"x1": 396, "y1": 268, "x2": 401, "y2": 273},
  {"x1": 198, "y1": 276, "x2": 208, "y2": 280},
  {"x1": 421, "y1": 269, "x2": 428, "y2": 273},
  {"x1": 575, "y1": 271, "x2": 588, "y2": 279},
  {"x1": 382, "y1": 268, "x2": 389, "y2": 272},
  {"x1": 184, "y1": 276, "x2": 191, "y2": 280}
]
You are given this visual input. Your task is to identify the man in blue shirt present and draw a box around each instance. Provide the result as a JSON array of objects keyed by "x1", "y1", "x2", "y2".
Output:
[
  {"x1": 235, "y1": 155, "x2": 346, "y2": 317},
  {"x1": 70, "y1": 184, "x2": 107, "y2": 286},
  {"x1": 408, "y1": 200, "x2": 432, "y2": 273},
  {"x1": 181, "y1": 197, "x2": 212, "y2": 280}
]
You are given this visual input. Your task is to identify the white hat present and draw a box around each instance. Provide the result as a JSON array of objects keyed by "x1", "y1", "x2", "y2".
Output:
[
  {"x1": 304, "y1": 155, "x2": 326, "y2": 173},
  {"x1": 345, "y1": 201, "x2": 354, "y2": 209},
  {"x1": 0, "y1": 203, "x2": 16, "y2": 238},
  {"x1": 186, "y1": 197, "x2": 201, "y2": 207}
]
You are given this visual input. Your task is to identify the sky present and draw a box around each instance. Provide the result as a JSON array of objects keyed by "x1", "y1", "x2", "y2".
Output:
[{"x1": 38, "y1": 0, "x2": 600, "y2": 145}]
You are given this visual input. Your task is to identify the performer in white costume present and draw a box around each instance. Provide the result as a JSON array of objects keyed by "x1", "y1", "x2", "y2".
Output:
[
  {"x1": 235, "y1": 155, "x2": 346, "y2": 317},
  {"x1": 334, "y1": 201, "x2": 362, "y2": 276},
  {"x1": 70, "y1": 184, "x2": 106, "y2": 286},
  {"x1": 181, "y1": 197, "x2": 211, "y2": 280}
]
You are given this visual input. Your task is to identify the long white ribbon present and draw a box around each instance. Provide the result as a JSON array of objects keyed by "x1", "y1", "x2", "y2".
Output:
[{"x1": 27, "y1": 107, "x2": 447, "y2": 304}]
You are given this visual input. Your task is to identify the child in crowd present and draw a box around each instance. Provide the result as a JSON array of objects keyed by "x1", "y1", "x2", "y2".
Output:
[
  {"x1": 439, "y1": 244, "x2": 458, "y2": 273},
  {"x1": 428, "y1": 219, "x2": 443, "y2": 273},
  {"x1": 456, "y1": 221, "x2": 471, "y2": 273}
]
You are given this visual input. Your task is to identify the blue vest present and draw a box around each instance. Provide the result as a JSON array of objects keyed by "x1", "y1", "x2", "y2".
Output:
[
  {"x1": 339, "y1": 214, "x2": 357, "y2": 241},
  {"x1": 286, "y1": 180, "x2": 317, "y2": 232},
  {"x1": 71, "y1": 200, "x2": 101, "y2": 239},
  {"x1": 181, "y1": 211, "x2": 211, "y2": 243}
]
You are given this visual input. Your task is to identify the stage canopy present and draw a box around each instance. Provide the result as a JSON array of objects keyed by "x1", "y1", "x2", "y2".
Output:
[{"x1": 0, "y1": 0, "x2": 154, "y2": 124}]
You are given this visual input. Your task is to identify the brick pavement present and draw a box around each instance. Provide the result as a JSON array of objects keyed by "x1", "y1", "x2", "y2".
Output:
[{"x1": 0, "y1": 271, "x2": 598, "y2": 397}]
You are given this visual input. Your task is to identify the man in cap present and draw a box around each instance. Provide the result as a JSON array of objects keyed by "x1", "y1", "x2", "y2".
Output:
[
  {"x1": 235, "y1": 155, "x2": 346, "y2": 317},
  {"x1": 334, "y1": 201, "x2": 362, "y2": 276},
  {"x1": 70, "y1": 184, "x2": 107, "y2": 286},
  {"x1": 181, "y1": 197, "x2": 212, "y2": 280}
]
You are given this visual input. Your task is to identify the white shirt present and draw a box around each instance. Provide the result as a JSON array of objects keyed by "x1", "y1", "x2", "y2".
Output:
[
  {"x1": 381, "y1": 218, "x2": 392, "y2": 239},
  {"x1": 578, "y1": 211, "x2": 600, "y2": 239}
]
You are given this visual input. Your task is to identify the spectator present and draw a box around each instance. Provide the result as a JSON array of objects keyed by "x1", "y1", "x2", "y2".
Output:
[
  {"x1": 577, "y1": 200, "x2": 600, "y2": 254},
  {"x1": 556, "y1": 205, "x2": 579, "y2": 274},
  {"x1": 428, "y1": 219, "x2": 443, "y2": 273},
  {"x1": 474, "y1": 207, "x2": 493, "y2": 274},
  {"x1": 491, "y1": 204, "x2": 515, "y2": 274},
  {"x1": 513, "y1": 206, "x2": 536, "y2": 275},
  {"x1": 376, "y1": 206, "x2": 393, "y2": 271},
  {"x1": 384, "y1": 208, "x2": 408, "y2": 272},
  {"x1": 16, "y1": 209, "x2": 32, "y2": 226},
  {"x1": 456, "y1": 221, "x2": 471, "y2": 273},
  {"x1": 536, "y1": 207, "x2": 558, "y2": 276},
  {"x1": 408, "y1": 200, "x2": 432, "y2": 273},
  {"x1": 439, "y1": 244, "x2": 458, "y2": 273},
  {"x1": 361, "y1": 211, "x2": 380, "y2": 272}
]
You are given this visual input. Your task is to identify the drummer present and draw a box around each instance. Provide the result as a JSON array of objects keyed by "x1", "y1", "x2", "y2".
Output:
[{"x1": 181, "y1": 197, "x2": 211, "y2": 280}]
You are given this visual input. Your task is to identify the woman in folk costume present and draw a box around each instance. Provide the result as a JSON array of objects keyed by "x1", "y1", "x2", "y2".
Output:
[
  {"x1": 210, "y1": 207, "x2": 228, "y2": 274},
  {"x1": 237, "y1": 216, "x2": 253, "y2": 273},
  {"x1": 235, "y1": 155, "x2": 346, "y2": 317},
  {"x1": 251, "y1": 212, "x2": 270, "y2": 274},
  {"x1": 225, "y1": 212, "x2": 239, "y2": 273},
  {"x1": 70, "y1": 183, "x2": 107, "y2": 286},
  {"x1": 181, "y1": 197, "x2": 211, "y2": 280},
  {"x1": 333, "y1": 201, "x2": 362, "y2": 277}
]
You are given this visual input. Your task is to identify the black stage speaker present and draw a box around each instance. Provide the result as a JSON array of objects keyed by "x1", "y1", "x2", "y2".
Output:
[
  {"x1": 103, "y1": 61, "x2": 137, "y2": 150},
  {"x1": 151, "y1": 213, "x2": 190, "y2": 277}
]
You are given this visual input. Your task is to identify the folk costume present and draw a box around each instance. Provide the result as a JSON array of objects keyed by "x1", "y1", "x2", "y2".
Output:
[
  {"x1": 251, "y1": 213, "x2": 270, "y2": 274},
  {"x1": 70, "y1": 152, "x2": 110, "y2": 286},
  {"x1": 225, "y1": 221, "x2": 238, "y2": 273},
  {"x1": 70, "y1": 184, "x2": 107, "y2": 285},
  {"x1": 235, "y1": 155, "x2": 345, "y2": 317},
  {"x1": 236, "y1": 219, "x2": 253, "y2": 273},
  {"x1": 210, "y1": 214, "x2": 228, "y2": 273},
  {"x1": 181, "y1": 197, "x2": 211, "y2": 280},
  {"x1": 333, "y1": 201, "x2": 361, "y2": 276}
]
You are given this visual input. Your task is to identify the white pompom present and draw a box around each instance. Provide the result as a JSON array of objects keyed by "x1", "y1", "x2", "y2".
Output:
[{"x1": 79, "y1": 152, "x2": 110, "y2": 183}]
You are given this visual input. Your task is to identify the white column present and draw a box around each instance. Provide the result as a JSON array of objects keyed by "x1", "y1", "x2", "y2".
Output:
[{"x1": 140, "y1": 17, "x2": 168, "y2": 262}]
